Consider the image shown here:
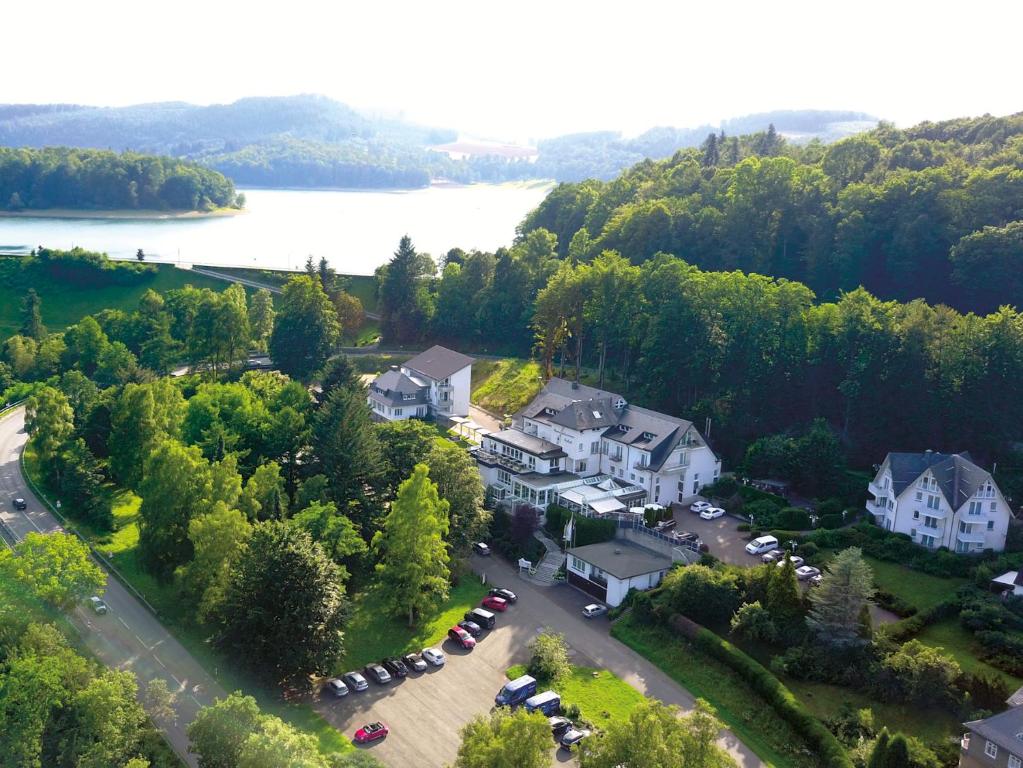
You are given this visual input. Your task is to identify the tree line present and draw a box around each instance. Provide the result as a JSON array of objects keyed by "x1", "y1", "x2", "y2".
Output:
[{"x1": 0, "y1": 147, "x2": 242, "y2": 212}]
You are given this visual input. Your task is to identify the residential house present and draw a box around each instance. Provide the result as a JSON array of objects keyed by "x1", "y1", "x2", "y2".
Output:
[
  {"x1": 368, "y1": 345, "x2": 473, "y2": 421},
  {"x1": 476, "y1": 377, "x2": 720, "y2": 513},
  {"x1": 567, "y1": 540, "x2": 672, "y2": 606},
  {"x1": 867, "y1": 451, "x2": 1012, "y2": 553},
  {"x1": 960, "y1": 705, "x2": 1023, "y2": 768}
]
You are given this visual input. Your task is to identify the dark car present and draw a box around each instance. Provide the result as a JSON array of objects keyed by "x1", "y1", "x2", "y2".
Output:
[
  {"x1": 401, "y1": 652, "x2": 428, "y2": 673},
  {"x1": 363, "y1": 663, "x2": 392, "y2": 684},
  {"x1": 560, "y1": 728, "x2": 591, "y2": 751},
  {"x1": 381, "y1": 657, "x2": 408, "y2": 678},
  {"x1": 488, "y1": 587, "x2": 518, "y2": 603},
  {"x1": 13, "y1": 498, "x2": 26, "y2": 511},
  {"x1": 457, "y1": 619, "x2": 482, "y2": 638},
  {"x1": 548, "y1": 716, "x2": 572, "y2": 735}
]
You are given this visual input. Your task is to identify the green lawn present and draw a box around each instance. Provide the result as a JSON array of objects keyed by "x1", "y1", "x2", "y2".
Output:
[
  {"x1": 470, "y1": 358, "x2": 542, "y2": 416},
  {"x1": 506, "y1": 663, "x2": 647, "y2": 727},
  {"x1": 611, "y1": 616, "x2": 816, "y2": 768},
  {"x1": 0, "y1": 258, "x2": 230, "y2": 338},
  {"x1": 863, "y1": 556, "x2": 965, "y2": 614},
  {"x1": 917, "y1": 618, "x2": 1023, "y2": 688},
  {"x1": 340, "y1": 578, "x2": 489, "y2": 670},
  {"x1": 207, "y1": 267, "x2": 378, "y2": 313}
]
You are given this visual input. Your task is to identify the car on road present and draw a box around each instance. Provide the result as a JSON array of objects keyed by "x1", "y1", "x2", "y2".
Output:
[
  {"x1": 364, "y1": 663, "x2": 392, "y2": 684},
  {"x1": 88, "y1": 596, "x2": 108, "y2": 615},
  {"x1": 488, "y1": 587, "x2": 517, "y2": 603},
  {"x1": 354, "y1": 722, "x2": 389, "y2": 744},
  {"x1": 447, "y1": 626, "x2": 476, "y2": 649},
  {"x1": 777, "y1": 555, "x2": 805, "y2": 568},
  {"x1": 796, "y1": 565, "x2": 821, "y2": 581},
  {"x1": 549, "y1": 716, "x2": 573, "y2": 735},
  {"x1": 746, "y1": 535, "x2": 779, "y2": 555},
  {"x1": 699, "y1": 506, "x2": 726, "y2": 520},
  {"x1": 690, "y1": 501, "x2": 712, "y2": 514},
  {"x1": 325, "y1": 678, "x2": 349, "y2": 697},
  {"x1": 422, "y1": 647, "x2": 446, "y2": 666},
  {"x1": 481, "y1": 595, "x2": 509, "y2": 612},
  {"x1": 559, "y1": 728, "x2": 591, "y2": 750},
  {"x1": 761, "y1": 549, "x2": 787, "y2": 563},
  {"x1": 582, "y1": 603, "x2": 608, "y2": 618},
  {"x1": 13, "y1": 498, "x2": 26, "y2": 510},
  {"x1": 402, "y1": 652, "x2": 428, "y2": 673},
  {"x1": 473, "y1": 542, "x2": 491, "y2": 556},
  {"x1": 457, "y1": 619, "x2": 483, "y2": 637},
  {"x1": 342, "y1": 671, "x2": 369, "y2": 691},
  {"x1": 382, "y1": 657, "x2": 408, "y2": 678}
]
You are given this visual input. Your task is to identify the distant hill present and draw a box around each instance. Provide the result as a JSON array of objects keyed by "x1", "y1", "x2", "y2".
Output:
[{"x1": 0, "y1": 97, "x2": 879, "y2": 188}]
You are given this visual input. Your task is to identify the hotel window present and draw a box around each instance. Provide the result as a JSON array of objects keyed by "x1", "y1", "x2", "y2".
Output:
[
  {"x1": 1008, "y1": 754, "x2": 1020, "y2": 768},
  {"x1": 913, "y1": 510, "x2": 919, "y2": 520},
  {"x1": 985, "y1": 741, "x2": 997, "y2": 758},
  {"x1": 969, "y1": 501, "x2": 982, "y2": 515},
  {"x1": 591, "y1": 441, "x2": 599, "y2": 454},
  {"x1": 927, "y1": 495, "x2": 939, "y2": 510},
  {"x1": 394, "y1": 408, "x2": 403, "y2": 416},
  {"x1": 570, "y1": 556, "x2": 586, "y2": 572},
  {"x1": 988, "y1": 520, "x2": 995, "y2": 531},
  {"x1": 915, "y1": 491, "x2": 923, "y2": 501},
  {"x1": 577, "y1": 460, "x2": 587, "y2": 473},
  {"x1": 991, "y1": 501, "x2": 998, "y2": 513}
]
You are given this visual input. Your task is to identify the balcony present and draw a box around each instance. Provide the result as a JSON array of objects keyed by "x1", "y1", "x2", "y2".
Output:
[
  {"x1": 865, "y1": 500, "x2": 886, "y2": 516},
  {"x1": 956, "y1": 529, "x2": 986, "y2": 545},
  {"x1": 609, "y1": 454, "x2": 623, "y2": 464},
  {"x1": 474, "y1": 449, "x2": 528, "y2": 474},
  {"x1": 867, "y1": 481, "x2": 884, "y2": 497}
]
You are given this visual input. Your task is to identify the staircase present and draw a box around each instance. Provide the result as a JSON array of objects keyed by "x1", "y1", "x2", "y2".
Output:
[{"x1": 521, "y1": 528, "x2": 566, "y2": 587}]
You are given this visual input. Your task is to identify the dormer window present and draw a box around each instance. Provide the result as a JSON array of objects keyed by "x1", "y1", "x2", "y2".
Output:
[
  {"x1": 642, "y1": 431, "x2": 655, "y2": 441},
  {"x1": 618, "y1": 425, "x2": 630, "y2": 433}
]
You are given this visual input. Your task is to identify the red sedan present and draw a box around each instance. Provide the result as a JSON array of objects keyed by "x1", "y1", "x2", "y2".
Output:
[
  {"x1": 481, "y1": 595, "x2": 509, "y2": 612},
  {"x1": 354, "y1": 721, "x2": 389, "y2": 744},
  {"x1": 448, "y1": 625, "x2": 476, "y2": 649}
]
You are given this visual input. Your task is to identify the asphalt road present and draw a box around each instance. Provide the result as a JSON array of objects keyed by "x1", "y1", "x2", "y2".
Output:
[
  {"x1": 0, "y1": 407, "x2": 225, "y2": 767},
  {"x1": 316, "y1": 555, "x2": 764, "y2": 768}
]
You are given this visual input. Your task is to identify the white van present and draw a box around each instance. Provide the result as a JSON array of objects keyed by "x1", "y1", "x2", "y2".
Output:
[{"x1": 745, "y1": 535, "x2": 779, "y2": 555}]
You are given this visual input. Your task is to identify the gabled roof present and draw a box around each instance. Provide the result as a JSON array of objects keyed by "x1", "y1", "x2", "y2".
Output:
[
  {"x1": 368, "y1": 368, "x2": 428, "y2": 405},
  {"x1": 964, "y1": 706, "x2": 1023, "y2": 757},
  {"x1": 884, "y1": 451, "x2": 989, "y2": 509},
  {"x1": 550, "y1": 398, "x2": 619, "y2": 431},
  {"x1": 603, "y1": 405, "x2": 693, "y2": 472},
  {"x1": 403, "y1": 345, "x2": 474, "y2": 381}
]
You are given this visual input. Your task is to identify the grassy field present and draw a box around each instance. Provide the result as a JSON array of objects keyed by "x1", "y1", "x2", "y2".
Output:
[
  {"x1": 864, "y1": 556, "x2": 966, "y2": 613},
  {"x1": 505, "y1": 663, "x2": 647, "y2": 727},
  {"x1": 470, "y1": 358, "x2": 543, "y2": 416},
  {"x1": 916, "y1": 618, "x2": 1023, "y2": 688},
  {"x1": 341, "y1": 578, "x2": 489, "y2": 670},
  {"x1": 0, "y1": 258, "x2": 230, "y2": 338},
  {"x1": 611, "y1": 616, "x2": 816, "y2": 768},
  {"x1": 208, "y1": 267, "x2": 379, "y2": 313}
]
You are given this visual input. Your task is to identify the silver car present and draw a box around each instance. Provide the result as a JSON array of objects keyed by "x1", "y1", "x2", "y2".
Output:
[
  {"x1": 422, "y1": 647, "x2": 446, "y2": 666},
  {"x1": 325, "y1": 678, "x2": 349, "y2": 697},
  {"x1": 342, "y1": 671, "x2": 369, "y2": 691},
  {"x1": 582, "y1": 603, "x2": 608, "y2": 618}
]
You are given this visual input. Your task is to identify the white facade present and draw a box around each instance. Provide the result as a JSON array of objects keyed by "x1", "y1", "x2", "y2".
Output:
[
  {"x1": 867, "y1": 452, "x2": 1011, "y2": 553},
  {"x1": 566, "y1": 545, "x2": 670, "y2": 607},
  {"x1": 368, "y1": 345, "x2": 474, "y2": 422}
]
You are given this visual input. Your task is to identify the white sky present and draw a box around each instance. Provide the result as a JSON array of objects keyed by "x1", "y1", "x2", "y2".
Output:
[{"x1": 4, "y1": 0, "x2": 1021, "y2": 142}]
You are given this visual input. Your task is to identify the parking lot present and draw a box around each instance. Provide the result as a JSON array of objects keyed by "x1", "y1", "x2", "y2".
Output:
[
  {"x1": 315, "y1": 554, "x2": 763, "y2": 768},
  {"x1": 674, "y1": 504, "x2": 757, "y2": 566}
]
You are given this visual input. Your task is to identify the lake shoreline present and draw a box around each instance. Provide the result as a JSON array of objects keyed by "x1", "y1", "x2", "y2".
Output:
[{"x1": 0, "y1": 207, "x2": 244, "y2": 221}]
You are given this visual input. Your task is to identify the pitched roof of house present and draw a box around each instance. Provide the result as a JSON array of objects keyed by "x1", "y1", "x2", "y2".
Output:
[
  {"x1": 603, "y1": 405, "x2": 694, "y2": 471},
  {"x1": 884, "y1": 451, "x2": 988, "y2": 509},
  {"x1": 567, "y1": 540, "x2": 671, "y2": 580},
  {"x1": 369, "y1": 368, "x2": 428, "y2": 404},
  {"x1": 550, "y1": 398, "x2": 619, "y2": 430},
  {"x1": 964, "y1": 706, "x2": 1023, "y2": 757},
  {"x1": 488, "y1": 429, "x2": 566, "y2": 460},
  {"x1": 402, "y1": 345, "x2": 474, "y2": 381}
]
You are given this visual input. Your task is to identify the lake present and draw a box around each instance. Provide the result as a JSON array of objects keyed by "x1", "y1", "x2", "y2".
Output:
[{"x1": 0, "y1": 183, "x2": 552, "y2": 275}]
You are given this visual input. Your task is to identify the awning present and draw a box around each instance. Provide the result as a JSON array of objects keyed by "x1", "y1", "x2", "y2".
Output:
[{"x1": 589, "y1": 498, "x2": 627, "y2": 515}]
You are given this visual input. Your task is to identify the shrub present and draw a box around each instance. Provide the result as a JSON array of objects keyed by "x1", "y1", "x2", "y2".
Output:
[
  {"x1": 816, "y1": 498, "x2": 844, "y2": 518},
  {"x1": 703, "y1": 476, "x2": 738, "y2": 498},
  {"x1": 819, "y1": 513, "x2": 844, "y2": 529},
  {"x1": 730, "y1": 601, "x2": 777, "y2": 643},
  {"x1": 876, "y1": 640, "x2": 962, "y2": 708},
  {"x1": 874, "y1": 590, "x2": 918, "y2": 618},
  {"x1": 736, "y1": 523, "x2": 750, "y2": 533},
  {"x1": 574, "y1": 516, "x2": 616, "y2": 547},
  {"x1": 797, "y1": 541, "x2": 819, "y2": 560},
  {"x1": 776, "y1": 507, "x2": 811, "y2": 530},
  {"x1": 660, "y1": 565, "x2": 742, "y2": 628},
  {"x1": 527, "y1": 629, "x2": 570, "y2": 682}
]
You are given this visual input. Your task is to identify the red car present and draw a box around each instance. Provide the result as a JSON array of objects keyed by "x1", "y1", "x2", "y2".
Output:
[
  {"x1": 354, "y1": 721, "x2": 389, "y2": 744},
  {"x1": 448, "y1": 625, "x2": 476, "y2": 649},
  {"x1": 481, "y1": 596, "x2": 508, "y2": 612}
]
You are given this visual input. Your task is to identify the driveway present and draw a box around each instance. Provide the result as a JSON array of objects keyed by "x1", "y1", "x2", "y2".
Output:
[
  {"x1": 316, "y1": 555, "x2": 764, "y2": 768},
  {"x1": 676, "y1": 506, "x2": 757, "y2": 566}
]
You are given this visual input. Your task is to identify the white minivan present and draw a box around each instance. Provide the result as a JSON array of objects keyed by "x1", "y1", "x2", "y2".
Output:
[{"x1": 745, "y1": 535, "x2": 779, "y2": 555}]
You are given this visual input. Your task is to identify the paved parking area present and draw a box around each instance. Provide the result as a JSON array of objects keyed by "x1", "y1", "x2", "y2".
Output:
[{"x1": 675, "y1": 506, "x2": 758, "y2": 566}]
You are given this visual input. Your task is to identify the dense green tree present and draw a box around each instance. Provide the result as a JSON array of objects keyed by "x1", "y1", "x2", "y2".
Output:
[
  {"x1": 55, "y1": 438, "x2": 112, "y2": 530},
  {"x1": 1, "y1": 532, "x2": 105, "y2": 610},
  {"x1": 372, "y1": 464, "x2": 450, "y2": 626},
  {"x1": 333, "y1": 291, "x2": 365, "y2": 343},
  {"x1": 108, "y1": 380, "x2": 185, "y2": 489},
  {"x1": 312, "y1": 385, "x2": 384, "y2": 510},
  {"x1": 767, "y1": 555, "x2": 804, "y2": 623},
  {"x1": 376, "y1": 418, "x2": 436, "y2": 493},
  {"x1": 730, "y1": 601, "x2": 777, "y2": 643},
  {"x1": 25, "y1": 385, "x2": 74, "y2": 467},
  {"x1": 527, "y1": 630, "x2": 569, "y2": 682},
  {"x1": 378, "y1": 235, "x2": 435, "y2": 344},
  {"x1": 20, "y1": 288, "x2": 46, "y2": 341},
  {"x1": 291, "y1": 501, "x2": 366, "y2": 581},
  {"x1": 239, "y1": 461, "x2": 287, "y2": 521},
  {"x1": 452, "y1": 707, "x2": 552, "y2": 768},
  {"x1": 807, "y1": 547, "x2": 874, "y2": 645},
  {"x1": 661, "y1": 564, "x2": 742, "y2": 627},
  {"x1": 248, "y1": 288, "x2": 275, "y2": 352},
  {"x1": 181, "y1": 502, "x2": 252, "y2": 621},
  {"x1": 187, "y1": 692, "x2": 263, "y2": 768},
  {"x1": 269, "y1": 276, "x2": 340, "y2": 379},
  {"x1": 424, "y1": 440, "x2": 489, "y2": 558}
]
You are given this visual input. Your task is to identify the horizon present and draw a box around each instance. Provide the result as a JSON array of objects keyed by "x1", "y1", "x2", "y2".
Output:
[{"x1": 5, "y1": 0, "x2": 1021, "y2": 143}]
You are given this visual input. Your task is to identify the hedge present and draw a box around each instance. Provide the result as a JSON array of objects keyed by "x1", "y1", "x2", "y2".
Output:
[
  {"x1": 670, "y1": 616, "x2": 853, "y2": 768},
  {"x1": 545, "y1": 504, "x2": 616, "y2": 546},
  {"x1": 878, "y1": 600, "x2": 959, "y2": 643}
]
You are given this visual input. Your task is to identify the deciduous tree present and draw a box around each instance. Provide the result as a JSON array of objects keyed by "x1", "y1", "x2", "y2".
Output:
[
  {"x1": 2, "y1": 531, "x2": 105, "y2": 610},
  {"x1": 452, "y1": 707, "x2": 551, "y2": 768},
  {"x1": 269, "y1": 276, "x2": 340, "y2": 380}
]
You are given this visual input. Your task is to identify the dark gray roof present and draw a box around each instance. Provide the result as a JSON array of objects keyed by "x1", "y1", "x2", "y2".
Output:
[
  {"x1": 550, "y1": 398, "x2": 619, "y2": 430},
  {"x1": 964, "y1": 706, "x2": 1023, "y2": 757},
  {"x1": 603, "y1": 405, "x2": 693, "y2": 472},
  {"x1": 369, "y1": 369, "x2": 428, "y2": 405},
  {"x1": 884, "y1": 451, "x2": 987, "y2": 509},
  {"x1": 568, "y1": 540, "x2": 671, "y2": 580},
  {"x1": 489, "y1": 430, "x2": 566, "y2": 459},
  {"x1": 403, "y1": 345, "x2": 474, "y2": 381}
]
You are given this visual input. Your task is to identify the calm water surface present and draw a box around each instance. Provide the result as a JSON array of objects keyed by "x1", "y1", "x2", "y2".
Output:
[{"x1": 0, "y1": 183, "x2": 551, "y2": 274}]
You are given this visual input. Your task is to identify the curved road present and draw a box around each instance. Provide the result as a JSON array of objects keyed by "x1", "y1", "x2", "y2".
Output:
[{"x1": 0, "y1": 407, "x2": 224, "y2": 767}]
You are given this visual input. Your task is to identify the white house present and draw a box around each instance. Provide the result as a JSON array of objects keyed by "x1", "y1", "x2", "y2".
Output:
[
  {"x1": 867, "y1": 451, "x2": 1012, "y2": 553},
  {"x1": 368, "y1": 345, "x2": 474, "y2": 421},
  {"x1": 566, "y1": 540, "x2": 672, "y2": 606},
  {"x1": 476, "y1": 377, "x2": 721, "y2": 513}
]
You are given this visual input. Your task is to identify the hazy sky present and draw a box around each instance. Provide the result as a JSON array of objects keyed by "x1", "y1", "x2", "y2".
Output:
[{"x1": 6, "y1": 0, "x2": 1021, "y2": 141}]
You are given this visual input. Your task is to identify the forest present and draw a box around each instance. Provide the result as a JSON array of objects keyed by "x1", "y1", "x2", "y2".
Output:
[
  {"x1": 0, "y1": 147, "x2": 242, "y2": 211},
  {"x1": 519, "y1": 112, "x2": 1023, "y2": 312}
]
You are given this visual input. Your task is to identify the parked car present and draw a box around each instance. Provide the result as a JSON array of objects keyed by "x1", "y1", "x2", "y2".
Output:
[
  {"x1": 464, "y1": 608, "x2": 496, "y2": 629},
  {"x1": 353, "y1": 722, "x2": 389, "y2": 744},
  {"x1": 13, "y1": 498, "x2": 26, "y2": 510},
  {"x1": 325, "y1": 678, "x2": 349, "y2": 697},
  {"x1": 761, "y1": 549, "x2": 787, "y2": 563},
  {"x1": 809, "y1": 573, "x2": 824, "y2": 587},
  {"x1": 495, "y1": 675, "x2": 537, "y2": 707},
  {"x1": 549, "y1": 716, "x2": 573, "y2": 735},
  {"x1": 402, "y1": 652, "x2": 428, "y2": 673},
  {"x1": 653, "y1": 518, "x2": 677, "y2": 533},
  {"x1": 524, "y1": 690, "x2": 562, "y2": 716},
  {"x1": 447, "y1": 626, "x2": 476, "y2": 649},
  {"x1": 560, "y1": 728, "x2": 591, "y2": 750},
  {"x1": 363, "y1": 663, "x2": 392, "y2": 684},
  {"x1": 342, "y1": 671, "x2": 369, "y2": 691},
  {"x1": 422, "y1": 647, "x2": 446, "y2": 666},
  {"x1": 690, "y1": 501, "x2": 712, "y2": 514},
  {"x1": 473, "y1": 542, "x2": 491, "y2": 556},
  {"x1": 481, "y1": 596, "x2": 509, "y2": 612},
  {"x1": 382, "y1": 657, "x2": 408, "y2": 678},
  {"x1": 699, "y1": 506, "x2": 726, "y2": 520},
  {"x1": 457, "y1": 619, "x2": 483, "y2": 637},
  {"x1": 582, "y1": 603, "x2": 608, "y2": 618},
  {"x1": 672, "y1": 531, "x2": 702, "y2": 547},
  {"x1": 777, "y1": 555, "x2": 804, "y2": 568},
  {"x1": 88, "y1": 596, "x2": 108, "y2": 615},
  {"x1": 488, "y1": 587, "x2": 517, "y2": 603},
  {"x1": 796, "y1": 565, "x2": 821, "y2": 581},
  {"x1": 746, "y1": 535, "x2": 779, "y2": 555}
]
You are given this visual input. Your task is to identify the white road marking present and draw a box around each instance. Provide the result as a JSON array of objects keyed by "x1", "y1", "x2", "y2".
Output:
[
  {"x1": 118, "y1": 616, "x2": 130, "y2": 629},
  {"x1": 153, "y1": 655, "x2": 167, "y2": 669}
]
